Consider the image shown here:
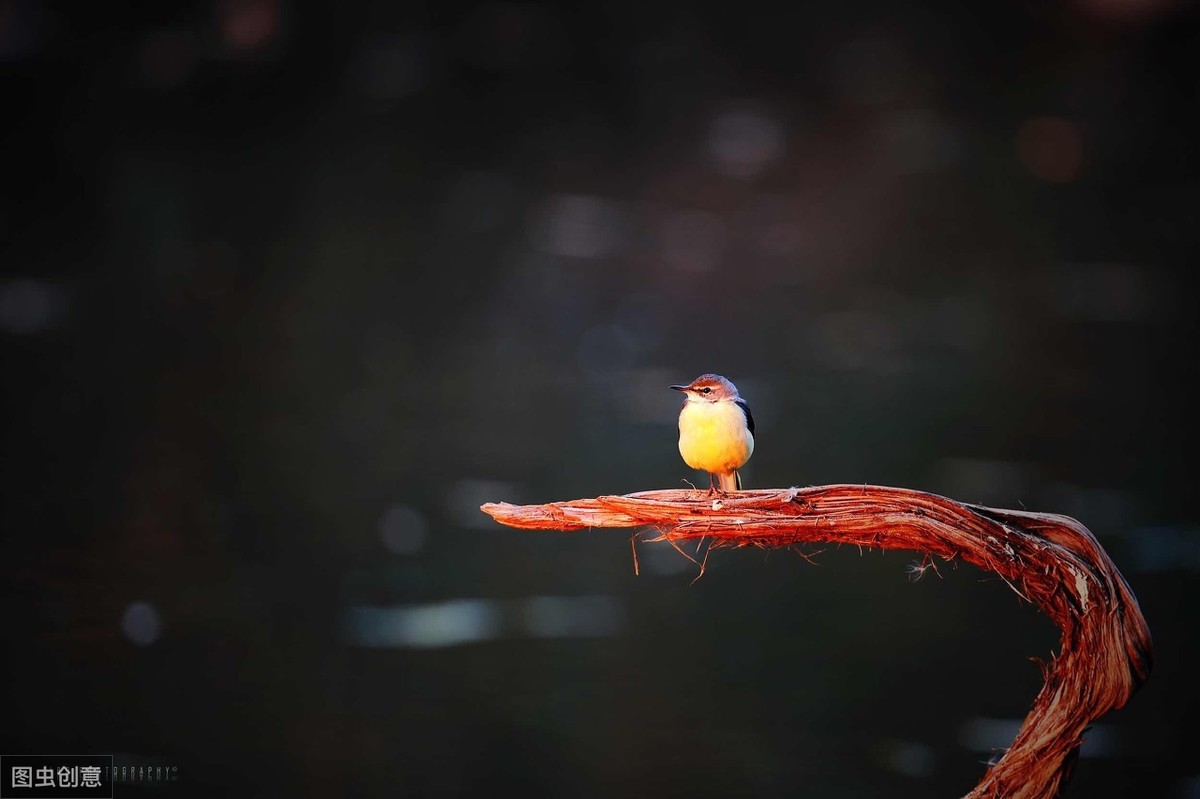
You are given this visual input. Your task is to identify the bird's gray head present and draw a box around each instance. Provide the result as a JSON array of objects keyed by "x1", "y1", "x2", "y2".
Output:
[{"x1": 669, "y1": 373, "x2": 741, "y2": 402}]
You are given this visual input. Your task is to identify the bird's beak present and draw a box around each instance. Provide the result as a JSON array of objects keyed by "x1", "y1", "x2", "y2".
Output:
[{"x1": 669, "y1": 385, "x2": 688, "y2": 392}]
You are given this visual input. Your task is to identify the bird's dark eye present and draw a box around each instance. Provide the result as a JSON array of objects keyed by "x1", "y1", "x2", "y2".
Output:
[{"x1": 701, "y1": 387, "x2": 711, "y2": 394}]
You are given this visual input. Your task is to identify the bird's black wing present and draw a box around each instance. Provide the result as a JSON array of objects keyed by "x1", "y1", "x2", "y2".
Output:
[{"x1": 735, "y1": 399, "x2": 755, "y2": 437}]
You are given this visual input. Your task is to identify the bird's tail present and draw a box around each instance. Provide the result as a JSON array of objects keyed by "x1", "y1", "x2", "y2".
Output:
[{"x1": 718, "y1": 471, "x2": 741, "y2": 492}]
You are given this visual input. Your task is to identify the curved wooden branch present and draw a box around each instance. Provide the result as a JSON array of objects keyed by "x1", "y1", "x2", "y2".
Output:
[{"x1": 481, "y1": 485, "x2": 1152, "y2": 799}]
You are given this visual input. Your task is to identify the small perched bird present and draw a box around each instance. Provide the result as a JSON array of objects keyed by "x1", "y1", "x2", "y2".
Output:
[{"x1": 670, "y1": 373, "x2": 755, "y2": 493}]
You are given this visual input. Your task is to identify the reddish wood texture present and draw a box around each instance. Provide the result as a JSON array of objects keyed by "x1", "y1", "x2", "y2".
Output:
[{"x1": 481, "y1": 485, "x2": 1152, "y2": 799}]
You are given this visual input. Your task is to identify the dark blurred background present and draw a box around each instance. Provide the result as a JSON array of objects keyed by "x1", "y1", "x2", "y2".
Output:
[{"x1": 2, "y1": 0, "x2": 1198, "y2": 796}]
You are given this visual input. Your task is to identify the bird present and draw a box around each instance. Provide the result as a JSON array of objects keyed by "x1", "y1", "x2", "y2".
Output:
[{"x1": 670, "y1": 373, "x2": 755, "y2": 493}]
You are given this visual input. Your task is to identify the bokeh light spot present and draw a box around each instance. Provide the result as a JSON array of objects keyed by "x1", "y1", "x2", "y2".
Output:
[
  {"x1": 0, "y1": 279, "x2": 68, "y2": 335},
  {"x1": 379, "y1": 505, "x2": 427, "y2": 555},
  {"x1": 121, "y1": 602, "x2": 162, "y2": 647},
  {"x1": 881, "y1": 109, "x2": 963, "y2": 174},
  {"x1": 218, "y1": 0, "x2": 281, "y2": 55},
  {"x1": 658, "y1": 209, "x2": 726, "y2": 271},
  {"x1": 528, "y1": 194, "x2": 628, "y2": 259},
  {"x1": 1017, "y1": 116, "x2": 1084, "y2": 183},
  {"x1": 707, "y1": 109, "x2": 785, "y2": 179},
  {"x1": 351, "y1": 33, "x2": 431, "y2": 103}
]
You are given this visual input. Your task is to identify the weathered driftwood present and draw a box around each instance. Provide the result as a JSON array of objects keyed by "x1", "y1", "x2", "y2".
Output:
[{"x1": 481, "y1": 485, "x2": 1152, "y2": 799}]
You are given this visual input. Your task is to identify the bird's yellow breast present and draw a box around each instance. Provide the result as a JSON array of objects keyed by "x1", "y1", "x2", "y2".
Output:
[{"x1": 677, "y1": 400, "x2": 754, "y2": 473}]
